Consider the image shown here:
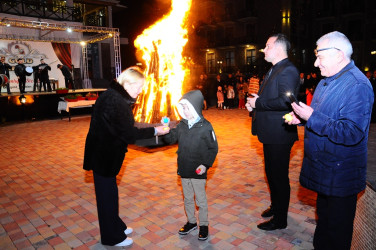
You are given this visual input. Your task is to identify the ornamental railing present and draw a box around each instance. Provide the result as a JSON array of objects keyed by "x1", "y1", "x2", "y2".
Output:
[{"x1": 0, "y1": 0, "x2": 83, "y2": 22}]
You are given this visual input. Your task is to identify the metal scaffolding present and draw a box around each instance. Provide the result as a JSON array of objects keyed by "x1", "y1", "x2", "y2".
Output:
[
  {"x1": 0, "y1": 17, "x2": 122, "y2": 80},
  {"x1": 81, "y1": 44, "x2": 90, "y2": 88},
  {"x1": 113, "y1": 32, "x2": 121, "y2": 78}
]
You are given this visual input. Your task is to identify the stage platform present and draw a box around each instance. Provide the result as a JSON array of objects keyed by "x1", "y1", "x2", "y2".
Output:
[
  {"x1": 0, "y1": 88, "x2": 106, "y2": 123},
  {"x1": 0, "y1": 88, "x2": 106, "y2": 98}
]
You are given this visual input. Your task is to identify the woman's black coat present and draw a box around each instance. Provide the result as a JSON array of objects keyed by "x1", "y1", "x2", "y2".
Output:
[{"x1": 83, "y1": 81, "x2": 155, "y2": 177}]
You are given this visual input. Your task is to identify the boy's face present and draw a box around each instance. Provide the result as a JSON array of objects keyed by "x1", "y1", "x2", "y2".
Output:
[{"x1": 181, "y1": 104, "x2": 194, "y2": 120}]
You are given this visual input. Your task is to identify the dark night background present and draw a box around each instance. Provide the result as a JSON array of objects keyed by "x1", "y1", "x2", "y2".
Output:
[
  {"x1": 113, "y1": 0, "x2": 376, "y2": 77},
  {"x1": 113, "y1": 0, "x2": 172, "y2": 68}
]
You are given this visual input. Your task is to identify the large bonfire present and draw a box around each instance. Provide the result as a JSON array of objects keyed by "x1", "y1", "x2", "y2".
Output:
[{"x1": 133, "y1": 0, "x2": 192, "y2": 123}]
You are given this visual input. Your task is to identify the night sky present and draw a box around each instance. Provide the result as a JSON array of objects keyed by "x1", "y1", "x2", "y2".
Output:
[{"x1": 113, "y1": 0, "x2": 172, "y2": 67}]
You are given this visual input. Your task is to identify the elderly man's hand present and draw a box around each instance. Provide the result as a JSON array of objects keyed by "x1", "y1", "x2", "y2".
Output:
[
  {"x1": 247, "y1": 94, "x2": 259, "y2": 108},
  {"x1": 291, "y1": 102, "x2": 314, "y2": 121},
  {"x1": 155, "y1": 125, "x2": 170, "y2": 135}
]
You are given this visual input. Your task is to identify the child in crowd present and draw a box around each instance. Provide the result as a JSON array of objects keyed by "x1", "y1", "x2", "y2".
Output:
[
  {"x1": 227, "y1": 85, "x2": 235, "y2": 109},
  {"x1": 163, "y1": 90, "x2": 218, "y2": 241},
  {"x1": 238, "y1": 82, "x2": 246, "y2": 109},
  {"x1": 217, "y1": 86, "x2": 224, "y2": 110},
  {"x1": 247, "y1": 74, "x2": 260, "y2": 116}
]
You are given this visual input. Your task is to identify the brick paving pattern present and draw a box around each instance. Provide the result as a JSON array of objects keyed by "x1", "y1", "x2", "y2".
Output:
[{"x1": 1, "y1": 108, "x2": 319, "y2": 249}]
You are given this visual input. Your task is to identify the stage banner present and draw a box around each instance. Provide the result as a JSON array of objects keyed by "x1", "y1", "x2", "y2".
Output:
[{"x1": 0, "y1": 40, "x2": 80, "y2": 93}]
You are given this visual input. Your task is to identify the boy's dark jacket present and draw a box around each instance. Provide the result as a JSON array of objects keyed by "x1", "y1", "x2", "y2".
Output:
[{"x1": 163, "y1": 90, "x2": 218, "y2": 179}]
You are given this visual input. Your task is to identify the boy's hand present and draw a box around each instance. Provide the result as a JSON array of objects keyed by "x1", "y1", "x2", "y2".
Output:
[
  {"x1": 161, "y1": 116, "x2": 170, "y2": 126},
  {"x1": 196, "y1": 165, "x2": 206, "y2": 175}
]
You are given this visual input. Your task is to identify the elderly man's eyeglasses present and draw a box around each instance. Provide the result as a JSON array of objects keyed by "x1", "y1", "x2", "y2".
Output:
[{"x1": 314, "y1": 47, "x2": 341, "y2": 56}]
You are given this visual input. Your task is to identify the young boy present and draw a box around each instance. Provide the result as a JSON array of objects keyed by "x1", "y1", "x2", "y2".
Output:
[{"x1": 163, "y1": 90, "x2": 218, "y2": 240}]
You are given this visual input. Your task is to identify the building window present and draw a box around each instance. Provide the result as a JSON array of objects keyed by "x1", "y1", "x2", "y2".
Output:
[
  {"x1": 246, "y1": 24, "x2": 255, "y2": 42},
  {"x1": 321, "y1": 23, "x2": 334, "y2": 36},
  {"x1": 246, "y1": 0, "x2": 255, "y2": 12},
  {"x1": 225, "y1": 3, "x2": 234, "y2": 20},
  {"x1": 348, "y1": 20, "x2": 363, "y2": 41},
  {"x1": 225, "y1": 51, "x2": 235, "y2": 72},
  {"x1": 207, "y1": 53, "x2": 215, "y2": 74},
  {"x1": 225, "y1": 26, "x2": 234, "y2": 45},
  {"x1": 246, "y1": 49, "x2": 256, "y2": 65}
]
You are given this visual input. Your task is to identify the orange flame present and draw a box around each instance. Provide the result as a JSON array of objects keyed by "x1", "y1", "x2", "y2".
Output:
[{"x1": 134, "y1": 0, "x2": 192, "y2": 123}]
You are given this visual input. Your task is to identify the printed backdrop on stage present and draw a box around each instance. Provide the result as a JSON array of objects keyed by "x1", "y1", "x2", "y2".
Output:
[{"x1": 0, "y1": 40, "x2": 81, "y2": 93}]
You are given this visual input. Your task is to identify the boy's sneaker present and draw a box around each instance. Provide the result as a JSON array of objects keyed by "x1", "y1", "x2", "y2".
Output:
[
  {"x1": 178, "y1": 222, "x2": 197, "y2": 235},
  {"x1": 198, "y1": 225, "x2": 209, "y2": 240}
]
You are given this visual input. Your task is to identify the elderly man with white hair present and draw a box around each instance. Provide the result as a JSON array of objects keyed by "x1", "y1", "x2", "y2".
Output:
[
  {"x1": 83, "y1": 67, "x2": 170, "y2": 247},
  {"x1": 285, "y1": 31, "x2": 374, "y2": 249}
]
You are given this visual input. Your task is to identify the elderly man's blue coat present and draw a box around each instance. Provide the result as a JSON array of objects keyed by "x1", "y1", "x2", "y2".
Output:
[{"x1": 300, "y1": 61, "x2": 374, "y2": 197}]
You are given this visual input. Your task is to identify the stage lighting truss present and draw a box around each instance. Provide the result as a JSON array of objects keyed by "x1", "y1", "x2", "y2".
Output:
[
  {"x1": 0, "y1": 17, "x2": 119, "y2": 44},
  {"x1": 0, "y1": 17, "x2": 122, "y2": 77}
]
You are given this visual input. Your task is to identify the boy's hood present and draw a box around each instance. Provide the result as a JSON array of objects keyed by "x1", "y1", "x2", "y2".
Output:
[{"x1": 177, "y1": 90, "x2": 204, "y2": 120}]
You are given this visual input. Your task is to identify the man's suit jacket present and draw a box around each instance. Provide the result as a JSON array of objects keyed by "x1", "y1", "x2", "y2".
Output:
[{"x1": 252, "y1": 58, "x2": 300, "y2": 144}]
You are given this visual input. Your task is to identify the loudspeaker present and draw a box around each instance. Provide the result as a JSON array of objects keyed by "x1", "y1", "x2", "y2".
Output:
[{"x1": 73, "y1": 68, "x2": 82, "y2": 89}]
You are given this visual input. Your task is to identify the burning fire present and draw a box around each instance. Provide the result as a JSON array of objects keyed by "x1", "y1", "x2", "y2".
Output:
[{"x1": 134, "y1": 0, "x2": 192, "y2": 123}]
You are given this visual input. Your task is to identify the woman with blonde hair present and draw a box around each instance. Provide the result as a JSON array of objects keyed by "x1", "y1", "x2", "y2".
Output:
[{"x1": 83, "y1": 67, "x2": 170, "y2": 246}]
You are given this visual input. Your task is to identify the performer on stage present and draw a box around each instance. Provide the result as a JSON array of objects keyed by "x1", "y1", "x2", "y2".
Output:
[
  {"x1": 0, "y1": 56, "x2": 12, "y2": 95},
  {"x1": 32, "y1": 65, "x2": 40, "y2": 92},
  {"x1": 57, "y1": 64, "x2": 74, "y2": 90},
  {"x1": 38, "y1": 59, "x2": 52, "y2": 92},
  {"x1": 14, "y1": 58, "x2": 27, "y2": 94}
]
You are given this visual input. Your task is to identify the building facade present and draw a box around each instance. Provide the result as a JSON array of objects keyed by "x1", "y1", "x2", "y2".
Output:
[{"x1": 191, "y1": 0, "x2": 376, "y2": 76}]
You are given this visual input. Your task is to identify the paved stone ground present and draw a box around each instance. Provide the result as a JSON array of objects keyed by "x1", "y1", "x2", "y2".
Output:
[{"x1": 3, "y1": 107, "x2": 370, "y2": 250}]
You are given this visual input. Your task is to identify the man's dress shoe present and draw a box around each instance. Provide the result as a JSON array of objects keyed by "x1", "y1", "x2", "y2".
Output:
[
  {"x1": 257, "y1": 219, "x2": 287, "y2": 231},
  {"x1": 261, "y1": 206, "x2": 274, "y2": 218}
]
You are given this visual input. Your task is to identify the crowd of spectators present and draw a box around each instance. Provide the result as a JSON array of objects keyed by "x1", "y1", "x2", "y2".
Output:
[{"x1": 195, "y1": 68, "x2": 376, "y2": 122}]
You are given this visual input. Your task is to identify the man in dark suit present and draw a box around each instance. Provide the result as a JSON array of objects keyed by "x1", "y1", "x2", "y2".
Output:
[
  {"x1": 14, "y1": 58, "x2": 27, "y2": 94},
  {"x1": 247, "y1": 33, "x2": 300, "y2": 230},
  {"x1": 57, "y1": 64, "x2": 74, "y2": 89},
  {"x1": 0, "y1": 56, "x2": 12, "y2": 94},
  {"x1": 38, "y1": 59, "x2": 52, "y2": 92}
]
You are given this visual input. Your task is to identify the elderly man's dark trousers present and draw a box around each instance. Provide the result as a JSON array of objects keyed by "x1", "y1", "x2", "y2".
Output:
[
  {"x1": 263, "y1": 143, "x2": 293, "y2": 224},
  {"x1": 313, "y1": 193, "x2": 357, "y2": 250},
  {"x1": 93, "y1": 172, "x2": 127, "y2": 246}
]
